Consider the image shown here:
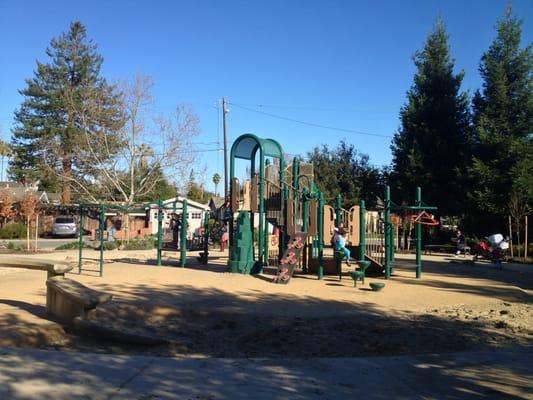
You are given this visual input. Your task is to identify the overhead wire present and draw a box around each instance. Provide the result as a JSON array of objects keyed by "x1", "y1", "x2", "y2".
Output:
[
  {"x1": 228, "y1": 102, "x2": 393, "y2": 138},
  {"x1": 231, "y1": 102, "x2": 396, "y2": 115}
]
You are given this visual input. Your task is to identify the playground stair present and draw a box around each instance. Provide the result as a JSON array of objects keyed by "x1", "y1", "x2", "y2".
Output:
[
  {"x1": 273, "y1": 231, "x2": 308, "y2": 284},
  {"x1": 365, "y1": 254, "x2": 385, "y2": 275}
]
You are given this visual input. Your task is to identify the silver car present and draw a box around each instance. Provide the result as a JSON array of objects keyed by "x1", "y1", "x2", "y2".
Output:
[{"x1": 52, "y1": 216, "x2": 78, "y2": 237}]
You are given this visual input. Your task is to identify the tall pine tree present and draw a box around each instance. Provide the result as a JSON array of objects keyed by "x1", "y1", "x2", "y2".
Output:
[
  {"x1": 10, "y1": 21, "x2": 124, "y2": 203},
  {"x1": 471, "y1": 7, "x2": 533, "y2": 217},
  {"x1": 390, "y1": 19, "x2": 472, "y2": 216}
]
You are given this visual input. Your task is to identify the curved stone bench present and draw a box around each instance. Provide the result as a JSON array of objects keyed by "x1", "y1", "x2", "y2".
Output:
[
  {"x1": 46, "y1": 276, "x2": 112, "y2": 323},
  {"x1": 0, "y1": 257, "x2": 111, "y2": 324},
  {"x1": 0, "y1": 257, "x2": 73, "y2": 278}
]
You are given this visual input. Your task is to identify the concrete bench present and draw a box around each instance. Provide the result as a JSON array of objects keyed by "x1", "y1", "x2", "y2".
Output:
[
  {"x1": 46, "y1": 276, "x2": 112, "y2": 323},
  {"x1": 0, "y1": 257, "x2": 73, "y2": 278}
]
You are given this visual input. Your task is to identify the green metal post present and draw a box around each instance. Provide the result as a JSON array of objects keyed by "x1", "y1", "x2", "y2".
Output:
[
  {"x1": 384, "y1": 185, "x2": 391, "y2": 279},
  {"x1": 391, "y1": 224, "x2": 396, "y2": 262},
  {"x1": 264, "y1": 217, "x2": 269, "y2": 269},
  {"x1": 359, "y1": 200, "x2": 366, "y2": 261},
  {"x1": 317, "y1": 191, "x2": 324, "y2": 280},
  {"x1": 292, "y1": 157, "x2": 300, "y2": 189},
  {"x1": 99, "y1": 205, "x2": 105, "y2": 277},
  {"x1": 250, "y1": 148, "x2": 258, "y2": 262},
  {"x1": 262, "y1": 158, "x2": 269, "y2": 272},
  {"x1": 180, "y1": 200, "x2": 188, "y2": 267},
  {"x1": 335, "y1": 194, "x2": 342, "y2": 226},
  {"x1": 336, "y1": 193, "x2": 342, "y2": 280},
  {"x1": 281, "y1": 185, "x2": 290, "y2": 254},
  {"x1": 229, "y1": 142, "x2": 236, "y2": 251},
  {"x1": 156, "y1": 201, "x2": 163, "y2": 266},
  {"x1": 258, "y1": 152, "x2": 265, "y2": 268},
  {"x1": 292, "y1": 157, "x2": 299, "y2": 228},
  {"x1": 416, "y1": 187, "x2": 422, "y2": 278},
  {"x1": 78, "y1": 204, "x2": 84, "y2": 274},
  {"x1": 302, "y1": 188, "x2": 309, "y2": 273}
]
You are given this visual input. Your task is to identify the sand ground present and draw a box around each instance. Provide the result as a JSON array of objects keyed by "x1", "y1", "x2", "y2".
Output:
[{"x1": 0, "y1": 249, "x2": 531, "y2": 358}]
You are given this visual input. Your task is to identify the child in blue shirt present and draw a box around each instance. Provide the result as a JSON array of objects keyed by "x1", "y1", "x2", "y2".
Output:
[{"x1": 335, "y1": 229, "x2": 351, "y2": 265}]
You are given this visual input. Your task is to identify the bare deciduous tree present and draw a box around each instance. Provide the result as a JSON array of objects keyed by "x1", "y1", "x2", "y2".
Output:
[
  {"x1": 0, "y1": 189, "x2": 15, "y2": 228},
  {"x1": 20, "y1": 191, "x2": 38, "y2": 251},
  {"x1": 58, "y1": 74, "x2": 200, "y2": 204}
]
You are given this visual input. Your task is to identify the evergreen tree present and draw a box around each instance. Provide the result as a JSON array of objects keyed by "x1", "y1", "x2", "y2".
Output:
[
  {"x1": 390, "y1": 19, "x2": 472, "y2": 216},
  {"x1": 307, "y1": 140, "x2": 384, "y2": 208},
  {"x1": 9, "y1": 21, "x2": 124, "y2": 203},
  {"x1": 471, "y1": 7, "x2": 533, "y2": 216}
]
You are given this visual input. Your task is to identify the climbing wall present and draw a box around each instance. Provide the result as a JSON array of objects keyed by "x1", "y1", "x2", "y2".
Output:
[{"x1": 273, "y1": 232, "x2": 308, "y2": 284}]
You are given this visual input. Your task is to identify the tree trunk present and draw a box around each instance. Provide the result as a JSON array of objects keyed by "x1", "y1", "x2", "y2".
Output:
[
  {"x1": 26, "y1": 218, "x2": 30, "y2": 251},
  {"x1": 35, "y1": 213, "x2": 39, "y2": 252},
  {"x1": 516, "y1": 220, "x2": 521, "y2": 258},
  {"x1": 525, "y1": 215, "x2": 528, "y2": 259},
  {"x1": 62, "y1": 153, "x2": 72, "y2": 204},
  {"x1": 126, "y1": 213, "x2": 130, "y2": 242},
  {"x1": 407, "y1": 218, "x2": 413, "y2": 251},
  {"x1": 508, "y1": 216, "x2": 514, "y2": 258}
]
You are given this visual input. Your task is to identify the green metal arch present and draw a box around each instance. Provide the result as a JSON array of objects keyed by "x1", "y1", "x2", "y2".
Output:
[{"x1": 230, "y1": 133, "x2": 284, "y2": 161}]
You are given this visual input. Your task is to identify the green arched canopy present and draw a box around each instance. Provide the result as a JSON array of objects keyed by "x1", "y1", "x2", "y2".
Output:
[{"x1": 231, "y1": 133, "x2": 284, "y2": 161}]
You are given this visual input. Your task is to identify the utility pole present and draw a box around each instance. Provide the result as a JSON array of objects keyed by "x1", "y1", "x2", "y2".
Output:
[{"x1": 222, "y1": 97, "x2": 229, "y2": 199}]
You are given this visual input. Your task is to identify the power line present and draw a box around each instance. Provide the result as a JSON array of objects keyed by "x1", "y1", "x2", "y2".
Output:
[
  {"x1": 150, "y1": 148, "x2": 223, "y2": 156},
  {"x1": 231, "y1": 102, "x2": 396, "y2": 115},
  {"x1": 229, "y1": 102, "x2": 393, "y2": 139}
]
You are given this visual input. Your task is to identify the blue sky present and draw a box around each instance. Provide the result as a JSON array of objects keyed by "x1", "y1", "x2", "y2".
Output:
[{"x1": 0, "y1": 0, "x2": 531, "y2": 192}]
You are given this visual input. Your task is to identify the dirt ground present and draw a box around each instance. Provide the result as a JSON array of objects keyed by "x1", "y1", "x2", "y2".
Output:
[{"x1": 0, "y1": 249, "x2": 531, "y2": 358}]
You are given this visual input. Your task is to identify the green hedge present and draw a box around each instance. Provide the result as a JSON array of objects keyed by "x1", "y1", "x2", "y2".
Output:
[{"x1": 0, "y1": 223, "x2": 27, "y2": 239}]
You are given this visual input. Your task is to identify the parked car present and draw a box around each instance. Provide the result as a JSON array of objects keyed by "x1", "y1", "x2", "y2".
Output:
[{"x1": 52, "y1": 216, "x2": 78, "y2": 237}]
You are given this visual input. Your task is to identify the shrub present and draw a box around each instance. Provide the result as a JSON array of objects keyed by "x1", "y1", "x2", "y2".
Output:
[
  {"x1": 118, "y1": 236, "x2": 156, "y2": 250},
  {"x1": 101, "y1": 241, "x2": 118, "y2": 251},
  {"x1": 55, "y1": 241, "x2": 85, "y2": 250},
  {"x1": 0, "y1": 223, "x2": 27, "y2": 239},
  {"x1": 7, "y1": 241, "x2": 23, "y2": 251},
  {"x1": 208, "y1": 220, "x2": 222, "y2": 244}
]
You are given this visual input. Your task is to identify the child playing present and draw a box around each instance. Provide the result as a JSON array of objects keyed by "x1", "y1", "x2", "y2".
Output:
[
  {"x1": 336, "y1": 229, "x2": 352, "y2": 265},
  {"x1": 219, "y1": 224, "x2": 229, "y2": 252}
]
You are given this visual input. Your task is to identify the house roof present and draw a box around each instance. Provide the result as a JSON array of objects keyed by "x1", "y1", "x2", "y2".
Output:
[
  {"x1": 161, "y1": 196, "x2": 210, "y2": 211},
  {"x1": 0, "y1": 181, "x2": 61, "y2": 204},
  {"x1": 209, "y1": 196, "x2": 225, "y2": 209}
]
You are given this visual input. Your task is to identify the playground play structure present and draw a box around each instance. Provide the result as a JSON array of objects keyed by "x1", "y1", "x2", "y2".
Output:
[
  {"x1": 76, "y1": 200, "x2": 210, "y2": 276},
  {"x1": 75, "y1": 133, "x2": 437, "y2": 282},
  {"x1": 227, "y1": 133, "x2": 437, "y2": 284}
]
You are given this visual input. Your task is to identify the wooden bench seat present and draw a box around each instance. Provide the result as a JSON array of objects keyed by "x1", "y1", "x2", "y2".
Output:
[
  {"x1": 0, "y1": 257, "x2": 73, "y2": 277},
  {"x1": 46, "y1": 276, "x2": 112, "y2": 323}
]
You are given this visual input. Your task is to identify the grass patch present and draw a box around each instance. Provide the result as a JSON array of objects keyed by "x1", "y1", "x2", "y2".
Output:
[{"x1": 55, "y1": 241, "x2": 86, "y2": 250}]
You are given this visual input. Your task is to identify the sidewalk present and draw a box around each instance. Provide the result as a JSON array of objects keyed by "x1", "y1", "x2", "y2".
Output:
[{"x1": 0, "y1": 347, "x2": 531, "y2": 399}]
